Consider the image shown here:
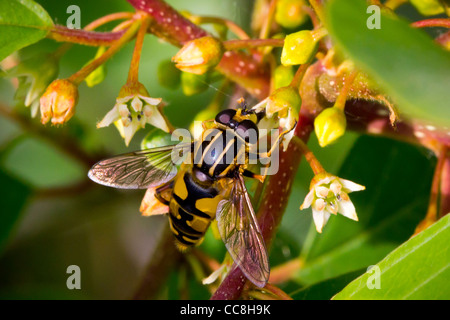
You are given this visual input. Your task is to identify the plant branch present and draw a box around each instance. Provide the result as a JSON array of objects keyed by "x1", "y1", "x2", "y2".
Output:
[
  {"x1": 48, "y1": 25, "x2": 126, "y2": 46},
  {"x1": 127, "y1": 0, "x2": 271, "y2": 99}
]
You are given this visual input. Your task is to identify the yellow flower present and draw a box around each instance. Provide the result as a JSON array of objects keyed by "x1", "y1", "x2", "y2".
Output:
[
  {"x1": 314, "y1": 107, "x2": 347, "y2": 147},
  {"x1": 40, "y1": 79, "x2": 78, "y2": 125},
  {"x1": 172, "y1": 36, "x2": 224, "y2": 75},
  {"x1": 301, "y1": 173, "x2": 365, "y2": 233},
  {"x1": 275, "y1": 0, "x2": 308, "y2": 29},
  {"x1": 281, "y1": 29, "x2": 326, "y2": 66}
]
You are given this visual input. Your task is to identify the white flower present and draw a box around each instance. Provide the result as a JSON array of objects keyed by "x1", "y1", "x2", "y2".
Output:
[
  {"x1": 300, "y1": 173, "x2": 365, "y2": 233},
  {"x1": 97, "y1": 82, "x2": 169, "y2": 146}
]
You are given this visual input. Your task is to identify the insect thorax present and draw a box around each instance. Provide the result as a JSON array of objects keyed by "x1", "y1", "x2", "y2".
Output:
[{"x1": 193, "y1": 127, "x2": 249, "y2": 179}]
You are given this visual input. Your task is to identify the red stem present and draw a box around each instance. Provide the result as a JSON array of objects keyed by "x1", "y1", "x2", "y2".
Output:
[
  {"x1": 411, "y1": 18, "x2": 450, "y2": 29},
  {"x1": 48, "y1": 25, "x2": 125, "y2": 46}
]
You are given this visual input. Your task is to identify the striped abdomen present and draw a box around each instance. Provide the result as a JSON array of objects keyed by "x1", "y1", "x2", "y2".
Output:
[{"x1": 168, "y1": 167, "x2": 223, "y2": 250}]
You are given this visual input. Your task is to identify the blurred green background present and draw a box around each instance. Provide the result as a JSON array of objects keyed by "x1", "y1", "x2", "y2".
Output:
[{"x1": 0, "y1": 0, "x2": 445, "y2": 300}]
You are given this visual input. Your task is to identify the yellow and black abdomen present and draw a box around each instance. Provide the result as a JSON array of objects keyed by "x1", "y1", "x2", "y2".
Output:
[{"x1": 168, "y1": 167, "x2": 223, "y2": 250}]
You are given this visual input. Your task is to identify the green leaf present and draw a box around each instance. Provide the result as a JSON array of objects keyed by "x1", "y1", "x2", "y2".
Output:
[
  {"x1": 0, "y1": 0, "x2": 54, "y2": 62},
  {"x1": 325, "y1": 0, "x2": 450, "y2": 127},
  {"x1": 0, "y1": 164, "x2": 31, "y2": 253},
  {"x1": 333, "y1": 214, "x2": 450, "y2": 300},
  {"x1": 294, "y1": 135, "x2": 434, "y2": 285},
  {"x1": 290, "y1": 269, "x2": 366, "y2": 300}
]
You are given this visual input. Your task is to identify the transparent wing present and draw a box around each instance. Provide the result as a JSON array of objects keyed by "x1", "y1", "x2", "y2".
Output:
[
  {"x1": 88, "y1": 143, "x2": 192, "y2": 189},
  {"x1": 216, "y1": 175, "x2": 269, "y2": 288}
]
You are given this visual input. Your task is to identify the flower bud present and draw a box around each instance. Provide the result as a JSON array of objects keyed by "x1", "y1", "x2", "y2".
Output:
[
  {"x1": 172, "y1": 36, "x2": 224, "y2": 75},
  {"x1": 266, "y1": 86, "x2": 302, "y2": 117},
  {"x1": 40, "y1": 79, "x2": 78, "y2": 125},
  {"x1": 141, "y1": 128, "x2": 175, "y2": 150},
  {"x1": 314, "y1": 107, "x2": 346, "y2": 147},
  {"x1": 275, "y1": 0, "x2": 308, "y2": 29},
  {"x1": 409, "y1": 0, "x2": 444, "y2": 16},
  {"x1": 158, "y1": 59, "x2": 181, "y2": 90},
  {"x1": 181, "y1": 71, "x2": 209, "y2": 96},
  {"x1": 281, "y1": 29, "x2": 325, "y2": 66}
]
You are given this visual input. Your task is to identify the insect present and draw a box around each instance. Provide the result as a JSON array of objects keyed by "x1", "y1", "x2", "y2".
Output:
[{"x1": 88, "y1": 101, "x2": 293, "y2": 288}]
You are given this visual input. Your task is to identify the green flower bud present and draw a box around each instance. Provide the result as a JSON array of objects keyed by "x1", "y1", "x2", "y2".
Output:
[
  {"x1": 141, "y1": 128, "x2": 175, "y2": 150},
  {"x1": 274, "y1": 65, "x2": 295, "y2": 89},
  {"x1": 267, "y1": 86, "x2": 302, "y2": 117},
  {"x1": 314, "y1": 107, "x2": 347, "y2": 147},
  {"x1": 281, "y1": 29, "x2": 326, "y2": 66},
  {"x1": 275, "y1": 0, "x2": 308, "y2": 29},
  {"x1": 157, "y1": 59, "x2": 181, "y2": 90},
  {"x1": 181, "y1": 71, "x2": 209, "y2": 96},
  {"x1": 172, "y1": 36, "x2": 224, "y2": 75},
  {"x1": 409, "y1": 0, "x2": 444, "y2": 16}
]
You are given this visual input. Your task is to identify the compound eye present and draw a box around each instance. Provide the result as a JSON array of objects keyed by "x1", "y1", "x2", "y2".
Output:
[
  {"x1": 236, "y1": 120, "x2": 259, "y2": 143},
  {"x1": 215, "y1": 109, "x2": 237, "y2": 126}
]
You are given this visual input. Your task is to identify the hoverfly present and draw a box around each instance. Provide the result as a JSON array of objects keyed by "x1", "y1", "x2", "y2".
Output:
[{"x1": 88, "y1": 101, "x2": 293, "y2": 288}]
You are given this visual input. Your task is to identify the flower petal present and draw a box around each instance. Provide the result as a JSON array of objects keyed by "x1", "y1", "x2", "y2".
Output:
[
  {"x1": 300, "y1": 189, "x2": 315, "y2": 209},
  {"x1": 30, "y1": 100, "x2": 40, "y2": 118},
  {"x1": 202, "y1": 264, "x2": 227, "y2": 285},
  {"x1": 338, "y1": 199, "x2": 358, "y2": 221},
  {"x1": 145, "y1": 105, "x2": 170, "y2": 132},
  {"x1": 339, "y1": 178, "x2": 365, "y2": 192},
  {"x1": 97, "y1": 106, "x2": 120, "y2": 128},
  {"x1": 315, "y1": 186, "x2": 329, "y2": 198},
  {"x1": 122, "y1": 119, "x2": 140, "y2": 146},
  {"x1": 312, "y1": 208, "x2": 330, "y2": 233},
  {"x1": 116, "y1": 95, "x2": 132, "y2": 105},
  {"x1": 131, "y1": 96, "x2": 143, "y2": 112},
  {"x1": 141, "y1": 95, "x2": 162, "y2": 106},
  {"x1": 140, "y1": 187, "x2": 169, "y2": 216}
]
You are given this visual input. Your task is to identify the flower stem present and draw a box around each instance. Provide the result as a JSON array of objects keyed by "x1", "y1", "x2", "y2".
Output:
[
  {"x1": 414, "y1": 145, "x2": 448, "y2": 234},
  {"x1": 308, "y1": 0, "x2": 325, "y2": 23},
  {"x1": 223, "y1": 38, "x2": 284, "y2": 51},
  {"x1": 334, "y1": 70, "x2": 358, "y2": 111},
  {"x1": 289, "y1": 62, "x2": 311, "y2": 90},
  {"x1": 127, "y1": 16, "x2": 151, "y2": 84},
  {"x1": 68, "y1": 21, "x2": 140, "y2": 85},
  {"x1": 84, "y1": 12, "x2": 135, "y2": 30},
  {"x1": 259, "y1": 0, "x2": 277, "y2": 39},
  {"x1": 294, "y1": 136, "x2": 325, "y2": 175},
  {"x1": 189, "y1": 15, "x2": 250, "y2": 40}
]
